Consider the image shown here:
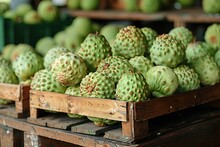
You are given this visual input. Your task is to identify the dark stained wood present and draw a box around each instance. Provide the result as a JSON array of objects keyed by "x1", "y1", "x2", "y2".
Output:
[
  {"x1": 134, "y1": 84, "x2": 220, "y2": 121},
  {"x1": 62, "y1": 9, "x2": 166, "y2": 21},
  {"x1": 30, "y1": 90, "x2": 127, "y2": 121},
  {"x1": 71, "y1": 122, "x2": 120, "y2": 135},
  {"x1": 27, "y1": 113, "x2": 89, "y2": 130}
]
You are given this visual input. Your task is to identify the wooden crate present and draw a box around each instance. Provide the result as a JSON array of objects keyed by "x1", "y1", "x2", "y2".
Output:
[
  {"x1": 28, "y1": 83, "x2": 220, "y2": 143},
  {"x1": 0, "y1": 83, "x2": 30, "y2": 118}
]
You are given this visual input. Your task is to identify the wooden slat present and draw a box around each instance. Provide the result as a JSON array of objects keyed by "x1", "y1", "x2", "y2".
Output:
[
  {"x1": 30, "y1": 90, "x2": 127, "y2": 122},
  {"x1": 63, "y1": 9, "x2": 166, "y2": 21},
  {"x1": 134, "y1": 84, "x2": 220, "y2": 121},
  {"x1": 0, "y1": 83, "x2": 20, "y2": 101}
]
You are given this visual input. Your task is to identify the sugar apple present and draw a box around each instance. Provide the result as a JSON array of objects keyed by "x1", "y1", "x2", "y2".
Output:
[
  {"x1": 139, "y1": 0, "x2": 161, "y2": 13},
  {"x1": 24, "y1": 10, "x2": 41, "y2": 24},
  {"x1": 37, "y1": 1, "x2": 58, "y2": 22},
  {"x1": 214, "y1": 49, "x2": 220, "y2": 67},
  {"x1": 205, "y1": 24, "x2": 220, "y2": 49},
  {"x1": 150, "y1": 34, "x2": 185, "y2": 68},
  {"x1": 1, "y1": 44, "x2": 15, "y2": 61},
  {"x1": 36, "y1": 36, "x2": 56, "y2": 56},
  {"x1": 145, "y1": 66, "x2": 178, "y2": 98},
  {"x1": 66, "y1": 0, "x2": 80, "y2": 9},
  {"x1": 141, "y1": 27, "x2": 158, "y2": 53},
  {"x1": 202, "y1": 0, "x2": 220, "y2": 14},
  {"x1": 112, "y1": 25, "x2": 147, "y2": 59},
  {"x1": 71, "y1": 17, "x2": 93, "y2": 37},
  {"x1": 51, "y1": 52, "x2": 87, "y2": 86},
  {"x1": 0, "y1": 66, "x2": 18, "y2": 84},
  {"x1": 0, "y1": 56, "x2": 11, "y2": 67},
  {"x1": 80, "y1": 0, "x2": 99, "y2": 11},
  {"x1": 122, "y1": 0, "x2": 138, "y2": 11}
]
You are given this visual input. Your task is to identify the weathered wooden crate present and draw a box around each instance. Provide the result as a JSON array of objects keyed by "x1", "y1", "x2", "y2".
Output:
[
  {"x1": 28, "y1": 83, "x2": 220, "y2": 143},
  {"x1": 0, "y1": 83, "x2": 30, "y2": 118}
]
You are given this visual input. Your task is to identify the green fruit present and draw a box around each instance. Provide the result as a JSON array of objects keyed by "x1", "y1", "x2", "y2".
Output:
[
  {"x1": 123, "y1": 0, "x2": 138, "y2": 11},
  {"x1": 150, "y1": 34, "x2": 185, "y2": 68},
  {"x1": 1, "y1": 44, "x2": 15, "y2": 61},
  {"x1": 77, "y1": 33, "x2": 111, "y2": 72},
  {"x1": 10, "y1": 44, "x2": 34, "y2": 62},
  {"x1": 112, "y1": 25, "x2": 147, "y2": 59},
  {"x1": 0, "y1": 56, "x2": 11, "y2": 67},
  {"x1": 169, "y1": 27, "x2": 193, "y2": 48},
  {"x1": 190, "y1": 55, "x2": 220, "y2": 86},
  {"x1": 185, "y1": 42, "x2": 216, "y2": 64},
  {"x1": 0, "y1": 2, "x2": 9, "y2": 15},
  {"x1": 12, "y1": 51, "x2": 44, "y2": 82},
  {"x1": 214, "y1": 50, "x2": 220, "y2": 67},
  {"x1": 72, "y1": 17, "x2": 93, "y2": 37},
  {"x1": 205, "y1": 24, "x2": 220, "y2": 49},
  {"x1": 139, "y1": 0, "x2": 160, "y2": 13},
  {"x1": 67, "y1": 0, "x2": 80, "y2": 9},
  {"x1": 100, "y1": 24, "x2": 120, "y2": 46},
  {"x1": 44, "y1": 47, "x2": 70, "y2": 70},
  {"x1": 141, "y1": 27, "x2": 158, "y2": 54},
  {"x1": 80, "y1": 0, "x2": 99, "y2": 11},
  {"x1": 129, "y1": 56, "x2": 154, "y2": 79},
  {"x1": 53, "y1": 31, "x2": 66, "y2": 47},
  {"x1": 173, "y1": 65, "x2": 200, "y2": 93},
  {"x1": 97, "y1": 56, "x2": 134, "y2": 83},
  {"x1": 202, "y1": 0, "x2": 220, "y2": 14},
  {"x1": 0, "y1": 66, "x2": 18, "y2": 84},
  {"x1": 51, "y1": 52, "x2": 87, "y2": 86},
  {"x1": 36, "y1": 36, "x2": 56, "y2": 56},
  {"x1": 37, "y1": 1, "x2": 58, "y2": 22},
  {"x1": 115, "y1": 71, "x2": 150, "y2": 102},
  {"x1": 31, "y1": 69, "x2": 67, "y2": 93},
  {"x1": 15, "y1": 3, "x2": 32, "y2": 18},
  {"x1": 23, "y1": 10, "x2": 41, "y2": 24},
  {"x1": 3, "y1": 10, "x2": 18, "y2": 21},
  {"x1": 177, "y1": 0, "x2": 195, "y2": 7},
  {"x1": 80, "y1": 72, "x2": 117, "y2": 126},
  {"x1": 145, "y1": 66, "x2": 178, "y2": 98}
]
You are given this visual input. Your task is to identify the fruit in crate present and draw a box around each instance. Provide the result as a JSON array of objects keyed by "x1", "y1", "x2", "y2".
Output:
[
  {"x1": 1, "y1": 44, "x2": 16, "y2": 61},
  {"x1": 80, "y1": 72, "x2": 117, "y2": 126},
  {"x1": 214, "y1": 50, "x2": 220, "y2": 67},
  {"x1": 97, "y1": 56, "x2": 134, "y2": 83},
  {"x1": 122, "y1": 0, "x2": 139, "y2": 11},
  {"x1": 145, "y1": 66, "x2": 178, "y2": 98},
  {"x1": 115, "y1": 71, "x2": 150, "y2": 102},
  {"x1": 71, "y1": 17, "x2": 93, "y2": 37},
  {"x1": 0, "y1": 56, "x2": 11, "y2": 67},
  {"x1": 53, "y1": 31, "x2": 66, "y2": 47},
  {"x1": 66, "y1": 0, "x2": 80, "y2": 10},
  {"x1": 31, "y1": 69, "x2": 66, "y2": 93},
  {"x1": 139, "y1": 0, "x2": 161, "y2": 13},
  {"x1": 173, "y1": 65, "x2": 200, "y2": 93},
  {"x1": 15, "y1": 3, "x2": 32, "y2": 18},
  {"x1": 80, "y1": 0, "x2": 100, "y2": 11},
  {"x1": 0, "y1": 2, "x2": 9, "y2": 15},
  {"x1": 169, "y1": 27, "x2": 193, "y2": 48},
  {"x1": 205, "y1": 24, "x2": 220, "y2": 49},
  {"x1": 112, "y1": 25, "x2": 147, "y2": 59},
  {"x1": 12, "y1": 50, "x2": 44, "y2": 82},
  {"x1": 37, "y1": 0, "x2": 58, "y2": 22},
  {"x1": 202, "y1": 0, "x2": 220, "y2": 14},
  {"x1": 24, "y1": 10, "x2": 42, "y2": 24},
  {"x1": 141, "y1": 27, "x2": 158, "y2": 53},
  {"x1": 0, "y1": 66, "x2": 18, "y2": 84},
  {"x1": 185, "y1": 42, "x2": 216, "y2": 64},
  {"x1": 190, "y1": 55, "x2": 220, "y2": 86},
  {"x1": 129, "y1": 56, "x2": 154, "y2": 80},
  {"x1": 77, "y1": 33, "x2": 112, "y2": 72},
  {"x1": 150, "y1": 34, "x2": 185, "y2": 68},
  {"x1": 44, "y1": 47, "x2": 69, "y2": 70},
  {"x1": 35, "y1": 36, "x2": 56, "y2": 56},
  {"x1": 51, "y1": 52, "x2": 87, "y2": 86}
]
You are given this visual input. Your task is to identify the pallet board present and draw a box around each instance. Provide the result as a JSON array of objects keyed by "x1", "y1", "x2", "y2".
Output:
[
  {"x1": 0, "y1": 83, "x2": 30, "y2": 118},
  {"x1": 29, "y1": 83, "x2": 220, "y2": 142}
]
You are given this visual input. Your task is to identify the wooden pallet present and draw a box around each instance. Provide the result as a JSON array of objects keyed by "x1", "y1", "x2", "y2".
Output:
[
  {"x1": 28, "y1": 83, "x2": 220, "y2": 143},
  {"x1": 0, "y1": 83, "x2": 30, "y2": 118}
]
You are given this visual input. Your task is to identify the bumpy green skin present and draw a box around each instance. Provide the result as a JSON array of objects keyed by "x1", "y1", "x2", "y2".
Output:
[
  {"x1": 44, "y1": 47, "x2": 69, "y2": 70},
  {"x1": 186, "y1": 42, "x2": 216, "y2": 64},
  {"x1": 24, "y1": 10, "x2": 41, "y2": 24},
  {"x1": 145, "y1": 66, "x2": 178, "y2": 98},
  {"x1": 31, "y1": 69, "x2": 66, "y2": 93},
  {"x1": 10, "y1": 44, "x2": 34, "y2": 62},
  {"x1": 0, "y1": 66, "x2": 18, "y2": 84},
  {"x1": 77, "y1": 33, "x2": 111, "y2": 72},
  {"x1": 139, "y1": 0, "x2": 160, "y2": 13},
  {"x1": 36, "y1": 36, "x2": 56, "y2": 56},
  {"x1": 12, "y1": 51, "x2": 44, "y2": 82},
  {"x1": 37, "y1": 1, "x2": 58, "y2": 22},
  {"x1": 202, "y1": 0, "x2": 220, "y2": 14},
  {"x1": 115, "y1": 72, "x2": 150, "y2": 102},
  {"x1": 123, "y1": 0, "x2": 139, "y2": 11},
  {"x1": 190, "y1": 55, "x2": 220, "y2": 86},
  {"x1": 51, "y1": 52, "x2": 87, "y2": 86},
  {"x1": 97, "y1": 56, "x2": 134, "y2": 83},
  {"x1": 169, "y1": 27, "x2": 193, "y2": 48},
  {"x1": 141, "y1": 27, "x2": 158, "y2": 52},
  {"x1": 100, "y1": 24, "x2": 120, "y2": 47},
  {"x1": 0, "y1": 56, "x2": 11, "y2": 67},
  {"x1": 173, "y1": 65, "x2": 200, "y2": 93},
  {"x1": 205, "y1": 24, "x2": 220, "y2": 49},
  {"x1": 2, "y1": 44, "x2": 15, "y2": 61},
  {"x1": 129, "y1": 56, "x2": 154, "y2": 79},
  {"x1": 214, "y1": 50, "x2": 220, "y2": 67},
  {"x1": 80, "y1": 0, "x2": 99, "y2": 11},
  {"x1": 112, "y1": 26, "x2": 147, "y2": 59},
  {"x1": 72, "y1": 17, "x2": 92, "y2": 37},
  {"x1": 67, "y1": 0, "x2": 80, "y2": 9},
  {"x1": 80, "y1": 72, "x2": 116, "y2": 126},
  {"x1": 150, "y1": 34, "x2": 185, "y2": 68}
]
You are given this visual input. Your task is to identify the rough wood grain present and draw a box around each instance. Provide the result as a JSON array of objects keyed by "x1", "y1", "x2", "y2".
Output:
[
  {"x1": 0, "y1": 83, "x2": 20, "y2": 101},
  {"x1": 134, "y1": 84, "x2": 220, "y2": 121},
  {"x1": 30, "y1": 90, "x2": 127, "y2": 121}
]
